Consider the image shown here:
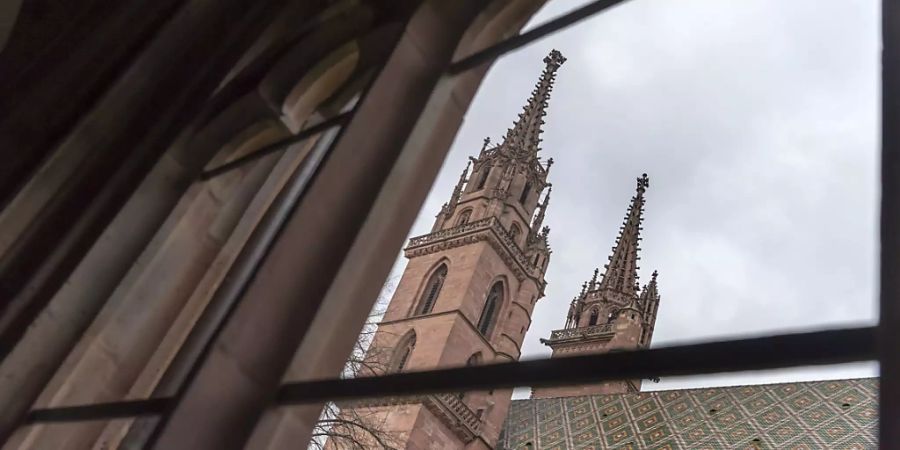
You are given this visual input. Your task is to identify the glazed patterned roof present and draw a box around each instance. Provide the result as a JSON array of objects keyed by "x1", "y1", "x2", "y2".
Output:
[{"x1": 499, "y1": 378, "x2": 878, "y2": 449}]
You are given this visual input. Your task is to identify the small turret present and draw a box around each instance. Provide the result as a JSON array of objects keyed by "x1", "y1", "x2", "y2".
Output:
[
  {"x1": 638, "y1": 270, "x2": 661, "y2": 347},
  {"x1": 588, "y1": 267, "x2": 600, "y2": 291}
]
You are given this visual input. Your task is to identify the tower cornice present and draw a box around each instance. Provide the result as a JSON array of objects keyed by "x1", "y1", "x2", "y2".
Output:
[
  {"x1": 540, "y1": 323, "x2": 616, "y2": 348},
  {"x1": 405, "y1": 217, "x2": 547, "y2": 291}
]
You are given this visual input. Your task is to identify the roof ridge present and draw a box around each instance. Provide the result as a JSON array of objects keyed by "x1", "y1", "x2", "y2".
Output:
[
  {"x1": 511, "y1": 376, "x2": 879, "y2": 402},
  {"x1": 644, "y1": 376, "x2": 879, "y2": 394}
]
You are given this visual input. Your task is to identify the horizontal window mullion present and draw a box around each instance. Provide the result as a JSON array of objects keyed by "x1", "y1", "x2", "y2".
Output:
[
  {"x1": 198, "y1": 111, "x2": 352, "y2": 180},
  {"x1": 25, "y1": 398, "x2": 170, "y2": 424},
  {"x1": 447, "y1": 0, "x2": 630, "y2": 75},
  {"x1": 278, "y1": 326, "x2": 875, "y2": 404},
  {"x1": 23, "y1": 326, "x2": 874, "y2": 424}
]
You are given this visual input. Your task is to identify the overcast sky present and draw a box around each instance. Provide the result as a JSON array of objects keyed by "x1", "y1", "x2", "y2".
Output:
[{"x1": 381, "y1": 0, "x2": 880, "y2": 393}]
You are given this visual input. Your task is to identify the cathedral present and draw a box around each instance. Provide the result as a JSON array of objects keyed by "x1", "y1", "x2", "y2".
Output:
[
  {"x1": 334, "y1": 50, "x2": 878, "y2": 450},
  {"x1": 0, "y1": 1, "x2": 886, "y2": 448}
]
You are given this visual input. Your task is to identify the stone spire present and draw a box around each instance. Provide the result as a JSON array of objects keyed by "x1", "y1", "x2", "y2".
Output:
[
  {"x1": 446, "y1": 160, "x2": 470, "y2": 213},
  {"x1": 500, "y1": 49, "x2": 566, "y2": 160},
  {"x1": 638, "y1": 270, "x2": 661, "y2": 347},
  {"x1": 588, "y1": 267, "x2": 600, "y2": 291},
  {"x1": 478, "y1": 137, "x2": 491, "y2": 158},
  {"x1": 641, "y1": 270, "x2": 659, "y2": 302},
  {"x1": 598, "y1": 173, "x2": 650, "y2": 297}
]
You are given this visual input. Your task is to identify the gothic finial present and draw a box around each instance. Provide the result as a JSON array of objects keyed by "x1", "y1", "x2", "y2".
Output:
[
  {"x1": 481, "y1": 137, "x2": 491, "y2": 154},
  {"x1": 637, "y1": 173, "x2": 649, "y2": 193},
  {"x1": 598, "y1": 173, "x2": 650, "y2": 298},
  {"x1": 445, "y1": 160, "x2": 470, "y2": 214},
  {"x1": 544, "y1": 49, "x2": 567, "y2": 69},
  {"x1": 500, "y1": 50, "x2": 566, "y2": 160},
  {"x1": 458, "y1": 160, "x2": 471, "y2": 189},
  {"x1": 640, "y1": 269, "x2": 661, "y2": 305},
  {"x1": 589, "y1": 267, "x2": 599, "y2": 290}
]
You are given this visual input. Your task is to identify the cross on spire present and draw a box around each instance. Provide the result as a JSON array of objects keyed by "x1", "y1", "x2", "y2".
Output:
[
  {"x1": 598, "y1": 174, "x2": 650, "y2": 297},
  {"x1": 500, "y1": 49, "x2": 566, "y2": 160}
]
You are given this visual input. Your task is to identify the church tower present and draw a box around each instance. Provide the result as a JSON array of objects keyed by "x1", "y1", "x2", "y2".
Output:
[
  {"x1": 334, "y1": 51, "x2": 565, "y2": 449},
  {"x1": 531, "y1": 174, "x2": 662, "y2": 399}
]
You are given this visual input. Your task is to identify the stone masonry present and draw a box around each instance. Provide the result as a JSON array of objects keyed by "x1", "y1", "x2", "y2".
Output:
[
  {"x1": 531, "y1": 173, "x2": 662, "y2": 399},
  {"x1": 327, "y1": 50, "x2": 566, "y2": 450}
]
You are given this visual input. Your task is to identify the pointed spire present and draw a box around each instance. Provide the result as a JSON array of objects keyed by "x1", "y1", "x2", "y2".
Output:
[
  {"x1": 566, "y1": 296, "x2": 582, "y2": 329},
  {"x1": 599, "y1": 174, "x2": 650, "y2": 297},
  {"x1": 589, "y1": 267, "x2": 600, "y2": 290},
  {"x1": 479, "y1": 137, "x2": 491, "y2": 157},
  {"x1": 445, "y1": 160, "x2": 470, "y2": 215},
  {"x1": 641, "y1": 270, "x2": 659, "y2": 301},
  {"x1": 530, "y1": 186, "x2": 551, "y2": 235},
  {"x1": 501, "y1": 49, "x2": 566, "y2": 159}
]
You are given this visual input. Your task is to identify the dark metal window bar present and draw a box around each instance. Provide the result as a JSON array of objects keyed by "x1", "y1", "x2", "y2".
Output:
[
  {"x1": 25, "y1": 326, "x2": 875, "y2": 423},
  {"x1": 15, "y1": 0, "x2": 897, "y2": 447}
]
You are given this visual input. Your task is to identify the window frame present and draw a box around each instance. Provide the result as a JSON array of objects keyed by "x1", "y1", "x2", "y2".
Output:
[
  {"x1": 18, "y1": 4, "x2": 896, "y2": 448},
  {"x1": 415, "y1": 263, "x2": 448, "y2": 316},
  {"x1": 477, "y1": 281, "x2": 504, "y2": 338}
]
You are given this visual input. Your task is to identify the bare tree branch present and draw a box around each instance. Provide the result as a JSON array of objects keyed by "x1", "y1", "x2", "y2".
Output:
[{"x1": 310, "y1": 280, "x2": 404, "y2": 450}]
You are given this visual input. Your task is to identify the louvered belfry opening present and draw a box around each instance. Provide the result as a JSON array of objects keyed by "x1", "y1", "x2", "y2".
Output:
[{"x1": 0, "y1": 1, "x2": 895, "y2": 449}]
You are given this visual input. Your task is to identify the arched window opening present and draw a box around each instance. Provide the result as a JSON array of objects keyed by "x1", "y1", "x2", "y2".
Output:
[
  {"x1": 510, "y1": 223, "x2": 522, "y2": 244},
  {"x1": 416, "y1": 264, "x2": 447, "y2": 315},
  {"x1": 519, "y1": 181, "x2": 531, "y2": 205},
  {"x1": 476, "y1": 167, "x2": 490, "y2": 190},
  {"x1": 588, "y1": 309, "x2": 599, "y2": 326},
  {"x1": 456, "y1": 209, "x2": 472, "y2": 226},
  {"x1": 391, "y1": 332, "x2": 416, "y2": 373},
  {"x1": 477, "y1": 282, "x2": 504, "y2": 336},
  {"x1": 533, "y1": 254, "x2": 540, "y2": 265}
]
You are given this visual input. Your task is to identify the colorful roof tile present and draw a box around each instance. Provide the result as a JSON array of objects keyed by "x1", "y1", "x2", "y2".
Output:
[{"x1": 499, "y1": 378, "x2": 878, "y2": 449}]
